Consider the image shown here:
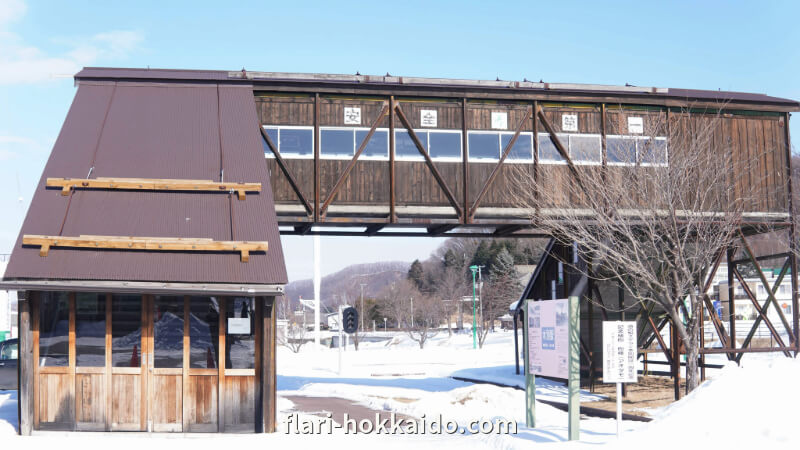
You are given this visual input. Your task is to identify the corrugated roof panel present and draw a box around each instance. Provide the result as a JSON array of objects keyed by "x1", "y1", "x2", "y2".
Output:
[
  {"x1": 74, "y1": 67, "x2": 800, "y2": 108},
  {"x1": 4, "y1": 80, "x2": 287, "y2": 286}
]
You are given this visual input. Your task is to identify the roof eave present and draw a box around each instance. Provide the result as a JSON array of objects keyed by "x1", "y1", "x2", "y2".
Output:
[{"x1": 0, "y1": 278, "x2": 285, "y2": 296}]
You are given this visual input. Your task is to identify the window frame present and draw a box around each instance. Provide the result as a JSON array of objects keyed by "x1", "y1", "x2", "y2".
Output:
[
  {"x1": 537, "y1": 132, "x2": 569, "y2": 165},
  {"x1": 567, "y1": 133, "x2": 603, "y2": 166},
  {"x1": 501, "y1": 131, "x2": 535, "y2": 164},
  {"x1": 262, "y1": 125, "x2": 315, "y2": 160},
  {"x1": 467, "y1": 130, "x2": 502, "y2": 163},
  {"x1": 606, "y1": 134, "x2": 669, "y2": 167},
  {"x1": 427, "y1": 129, "x2": 463, "y2": 162},
  {"x1": 637, "y1": 136, "x2": 669, "y2": 167},
  {"x1": 605, "y1": 134, "x2": 639, "y2": 166},
  {"x1": 319, "y1": 126, "x2": 357, "y2": 160}
]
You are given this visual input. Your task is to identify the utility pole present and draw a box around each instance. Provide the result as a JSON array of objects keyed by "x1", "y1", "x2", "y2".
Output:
[
  {"x1": 410, "y1": 297, "x2": 414, "y2": 328},
  {"x1": 313, "y1": 235, "x2": 321, "y2": 349},
  {"x1": 360, "y1": 283, "x2": 366, "y2": 332},
  {"x1": 470, "y1": 265, "x2": 478, "y2": 349}
]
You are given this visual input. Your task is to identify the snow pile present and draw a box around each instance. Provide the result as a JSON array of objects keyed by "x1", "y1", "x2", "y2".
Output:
[
  {"x1": 628, "y1": 357, "x2": 800, "y2": 446},
  {"x1": 0, "y1": 391, "x2": 17, "y2": 435}
]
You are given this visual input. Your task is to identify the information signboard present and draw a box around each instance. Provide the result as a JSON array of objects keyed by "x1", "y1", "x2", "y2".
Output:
[
  {"x1": 602, "y1": 321, "x2": 638, "y2": 383},
  {"x1": 527, "y1": 299, "x2": 569, "y2": 379}
]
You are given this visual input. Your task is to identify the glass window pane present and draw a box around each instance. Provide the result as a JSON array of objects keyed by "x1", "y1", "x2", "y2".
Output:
[
  {"x1": 468, "y1": 133, "x2": 500, "y2": 160},
  {"x1": 39, "y1": 292, "x2": 69, "y2": 367},
  {"x1": 279, "y1": 128, "x2": 313, "y2": 156},
  {"x1": 112, "y1": 295, "x2": 142, "y2": 368},
  {"x1": 570, "y1": 135, "x2": 602, "y2": 163},
  {"x1": 190, "y1": 296, "x2": 219, "y2": 369},
  {"x1": 76, "y1": 293, "x2": 105, "y2": 367},
  {"x1": 502, "y1": 133, "x2": 533, "y2": 161},
  {"x1": 153, "y1": 296, "x2": 183, "y2": 368},
  {"x1": 429, "y1": 132, "x2": 461, "y2": 159},
  {"x1": 356, "y1": 129, "x2": 389, "y2": 158},
  {"x1": 262, "y1": 128, "x2": 278, "y2": 155},
  {"x1": 0, "y1": 341, "x2": 16, "y2": 360},
  {"x1": 607, "y1": 137, "x2": 636, "y2": 164},
  {"x1": 321, "y1": 129, "x2": 354, "y2": 157},
  {"x1": 538, "y1": 134, "x2": 566, "y2": 162},
  {"x1": 395, "y1": 130, "x2": 426, "y2": 158},
  {"x1": 226, "y1": 297, "x2": 255, "y2": 369},
  {"x1": 639, "y1": 138, "x2": 668, "y2": 164}
]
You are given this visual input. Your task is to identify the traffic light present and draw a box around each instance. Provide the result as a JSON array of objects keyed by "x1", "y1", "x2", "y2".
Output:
[{"x1": 343, "y1": 306, "x2": 358, "y2": 334}]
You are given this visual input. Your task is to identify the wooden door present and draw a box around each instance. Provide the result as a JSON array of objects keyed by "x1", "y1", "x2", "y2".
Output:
[
  {"x1": 184, "y1": 296, "x2": 220, "y2": 432},
  {"x1": 148, "y1": 296, "x2": 184, "y2": 432},
  {"x1": 33, "y1": 292, "x2": 75, "y2": 431},
  {"x1": 110, "y1": 294, "x2": 146, "y2": 431}
]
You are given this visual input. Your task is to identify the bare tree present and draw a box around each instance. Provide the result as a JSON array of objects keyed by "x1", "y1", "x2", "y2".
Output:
[
  {"x1": 279, "y1": 321, "x2": 309, "y2": 353},
  {"x1": 377, "y1": 280, "x2": 407, "y2": 331},
  {"x1": 377, "y1": 279, "x2": 444, "y2": 348},
  {"x1": 436, "y1": 263, "x2": 470, "y2": 336},
  {"x1": 477, "y1": 248, "x2": 522, "y2": 348},
  {"x1": 510, "y1": 107, "x2": 765, "y2": 392},
  {"x1": 404, "y1": 290, "x2": 445, "y2": 349}
]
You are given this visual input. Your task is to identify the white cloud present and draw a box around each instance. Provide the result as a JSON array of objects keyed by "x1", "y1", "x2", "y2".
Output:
[
  {"x1": 0, "y1": 0, "x2": 26, "y2": 26},
  {"x1": 0, "y1": 1, "x2": 144, "y2": 85}
]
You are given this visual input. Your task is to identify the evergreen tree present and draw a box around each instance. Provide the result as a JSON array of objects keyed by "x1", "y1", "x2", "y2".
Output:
[
  {"x1": 443, "y1": 249, "x2": 460, "y2": 269},
  {"x1": 407, "y1": 259, "x2": 425, "y2": 291}
]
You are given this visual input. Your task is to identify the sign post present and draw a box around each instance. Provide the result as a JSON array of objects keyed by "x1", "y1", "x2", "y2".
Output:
[
  {"x1": 470, "y1": 265, "x2": 478, "y2": 349},
  {"x1": 525, "y1": 296, "x2": 580, "y2": 439},
  {"x1": 523, "y1": 300, "x2": 535, "y2": 427},
  {"x1": 567, "y1": 295, "x2": 580, "y2": 441},
  {"x1": 602, "y1": 321, "x2": 638, "y2": 438}
]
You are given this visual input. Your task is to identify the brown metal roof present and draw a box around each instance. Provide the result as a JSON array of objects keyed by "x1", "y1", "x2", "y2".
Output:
[
  {"x1": 3, "y1": 79, "x2": 288, "y2": 288},
  {"x1": 75, "y1": 67, "x2": 800, "y2": 110}
]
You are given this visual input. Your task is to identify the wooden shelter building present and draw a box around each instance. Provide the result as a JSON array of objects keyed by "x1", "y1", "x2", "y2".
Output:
[{"x1": 0, "y1": 73, "x2": 287, "y2": 434}]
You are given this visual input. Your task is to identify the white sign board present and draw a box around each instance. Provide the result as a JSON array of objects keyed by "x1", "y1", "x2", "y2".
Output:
[
  {"x1": 602, "y1": 321, "x2": 638, "y2": 383},
  {"x1": 562, "y1": 114, "x2": 578, "y2": 132},
  {"x1": 491, "y1": 111, "x2": 508, "y2": 130},
  {"x1": 421, "y1": 109, "x2": 438, "y2": 127},
  {"x1": 627, "y1": 117, "x2": 644, "y2": 134},
  {"x1": 344, "y1": 107, "x2": 361, "y2": 125},
  {"x1": 227, "y1": 317, "x2": 251, "y2": 335},
  {"x1": 527, "y1": 299, "x2": 569, "y2": 379}
]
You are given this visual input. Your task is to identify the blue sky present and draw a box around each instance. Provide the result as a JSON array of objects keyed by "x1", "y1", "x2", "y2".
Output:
[{"x1": 1, "y1": 0, "x2": 798, "y2": 281}]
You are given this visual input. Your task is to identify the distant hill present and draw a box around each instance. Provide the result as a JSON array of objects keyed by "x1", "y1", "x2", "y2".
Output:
[{"x1": 284, "y1": 261, "x2": 410, "y2": 310}]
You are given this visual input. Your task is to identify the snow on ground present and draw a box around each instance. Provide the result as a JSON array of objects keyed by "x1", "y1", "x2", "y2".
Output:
[{"x1": 0, "y1": 330, "x2": 797, "y2": 448}]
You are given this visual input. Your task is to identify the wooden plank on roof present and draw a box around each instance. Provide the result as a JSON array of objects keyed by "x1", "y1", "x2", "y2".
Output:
[
  {"x1": 46, "y1": 177, "x2": 261, "y2": 200},
  {"x1": 22, "y1": 235, "x2": 267, "y2": 262}
]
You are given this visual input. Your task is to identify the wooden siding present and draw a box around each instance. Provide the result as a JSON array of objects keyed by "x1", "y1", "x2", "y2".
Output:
[
  {"x1": 258, "y1": 95, "x2": 790, "y2": 218},
  {"x1": 23, "y1": 293, "x2": 274, "y2": 434},
  {"x1": 76, "y1": 373, "x2": 105, "y2": 429}
]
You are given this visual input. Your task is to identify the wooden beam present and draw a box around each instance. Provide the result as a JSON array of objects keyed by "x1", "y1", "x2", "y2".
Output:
[
  {"x1": 389, "y1": 96, "x2": 397, "y2": 223},
  {"x1": 394, "y1": 105, "x2": 463, "y2": 218},
  {"x1": 364, "y1": 224, "x2": 385, "y2": 236},
  {"x1": 737, "y1": 230, "x2": 795, "y2": 341},
  {"x1": 23, "y1": 235, "x2": 267, "y2": 262},
  {"x1": 461, "y1": 98, "x2": 469, "y2": 224},
  {"x1": 536, "y1": 107, "x2": 591, "y2": 198},
  {"x1": 47, "y1": 177, "x2": 261, "y2": 200},
  {"x1": 314, "y1": 93, "x2": 321, "y2": 222},
  {"x1": 733, "y1": 263, "x2": 792, "y2": 359},
  {"x1": 18, "y1": 293, "x2": 32, "y2": 435},
  {"x1": 426, "y1": 224, "x2": 457, "y2": 236},
  {"x1": 470, "y1": 106, "x2": 533, "y2": 219},
  {"x1": 260, "y1": 127, "x2": 313, "y2": 215},
  {"x1": 320, "y1": 103, "x2": 389, "y2": 218}
]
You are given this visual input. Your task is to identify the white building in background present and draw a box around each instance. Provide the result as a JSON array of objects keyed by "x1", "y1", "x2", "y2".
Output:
[
  {"x1": 0, "y1": 258, "x2": 17, "y2": 341},
  {"x1": 709, "y1": 263, "x2": 793, "y2": 340}
]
